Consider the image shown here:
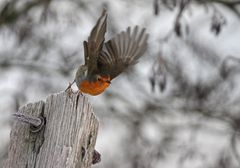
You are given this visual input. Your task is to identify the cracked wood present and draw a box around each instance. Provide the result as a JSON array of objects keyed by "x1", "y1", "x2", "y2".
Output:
[{"x1": 3, "y1": 92, "x2": 99, "y2": 168}]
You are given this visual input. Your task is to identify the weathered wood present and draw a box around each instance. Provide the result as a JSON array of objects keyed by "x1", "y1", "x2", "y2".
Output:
[{"x1": 3, "y1": 92, "x2": 99, "y2": 168}]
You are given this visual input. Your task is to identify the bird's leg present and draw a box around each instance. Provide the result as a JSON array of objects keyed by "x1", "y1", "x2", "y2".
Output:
[
  {"x1": 65, "y1": 80, "x2": 75, "y2": 91},
  {"x1": 65, "y1": 80, "x2": 75, "y2": 97},
  {"x1": 65, "y1": 80, "x2": 84, "y2": 98}
]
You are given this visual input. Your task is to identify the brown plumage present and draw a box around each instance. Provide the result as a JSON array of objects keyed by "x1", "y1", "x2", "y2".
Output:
[{"x1": 73, "y1": 9, "x2": 148, "y2": 95}]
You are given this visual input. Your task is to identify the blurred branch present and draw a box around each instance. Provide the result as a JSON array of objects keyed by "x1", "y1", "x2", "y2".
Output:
[
  {"x1": 154, "y1": 0, "x2": 160, "y2": 15},
  {"x1": 0, "y1": 0, "x2": 51, "y2": 26},
  {"x1": 199, "y1": 0, "x2": 240, "y2": 17},
  {"x1": 201, "y1": 0, "x2": 240, "y2": 5},
  {"x1": 231, "y1": 132, "x2": 240, "y2": 166},
  {"x1": 174, "y1": 0, "x2": 190, "y2": 36},
  {"x1": 149, "y1": 54, "x2": 167, "y2": 92},
  {"x1": 220, "y1": 56, "x2": 240, "y2": 79},
  {"x1": 0, "y1": 58, "x2": 75, "y2": 76},
  {"x1": 154, "y1": 0, "x2": 240, "y2": 39}
]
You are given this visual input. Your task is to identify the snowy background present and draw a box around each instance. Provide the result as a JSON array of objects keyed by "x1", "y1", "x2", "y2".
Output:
[{"x1": 1, "y1": 0, "x2": 240, "y2": 167}]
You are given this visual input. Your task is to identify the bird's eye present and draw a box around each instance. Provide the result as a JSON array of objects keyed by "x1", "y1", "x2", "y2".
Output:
[{"x1": 97, "y1": 76, "x2": 102, "y2": 81}]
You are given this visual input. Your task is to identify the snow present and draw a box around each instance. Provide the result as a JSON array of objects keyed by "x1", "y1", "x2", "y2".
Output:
[{"x1": 0, "y1": 0, "x2": 240, "y2": 167}]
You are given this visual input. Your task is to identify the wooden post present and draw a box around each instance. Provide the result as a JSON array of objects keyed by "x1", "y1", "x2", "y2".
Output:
[{"x1": 3, "y1": 91, "x2": 99, "y2": 168}]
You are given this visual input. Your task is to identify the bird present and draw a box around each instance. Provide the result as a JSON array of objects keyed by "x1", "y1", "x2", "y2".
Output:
[{"x1": 66, "y1": 9, "x2": 148, "y2": 96}]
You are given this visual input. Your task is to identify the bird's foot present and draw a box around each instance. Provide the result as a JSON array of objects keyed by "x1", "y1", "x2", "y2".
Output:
[
  {"x1": 65, "y1": 81, "x2": 84, "y2": 98},
  {"x1": 65, "y1": 80, "x2": 74, "y2": 92},
  {"x1": 65, "y1": 81, "x2": 75, "y2": 98}
]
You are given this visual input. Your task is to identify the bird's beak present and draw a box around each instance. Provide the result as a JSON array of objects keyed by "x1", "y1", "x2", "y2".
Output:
[{"x1": 107, "y1": 80, "x2": 111, "y2": 84}]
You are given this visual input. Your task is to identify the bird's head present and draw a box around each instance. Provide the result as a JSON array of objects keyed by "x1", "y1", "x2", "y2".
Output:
[{"x1": 94, "y1": 74, "x2": 111, "y2": 84}]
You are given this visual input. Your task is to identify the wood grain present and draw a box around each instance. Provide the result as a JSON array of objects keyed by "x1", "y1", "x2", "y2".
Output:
[{"x1": 4, "y1": 92, "x2": 99, "y2": 168}]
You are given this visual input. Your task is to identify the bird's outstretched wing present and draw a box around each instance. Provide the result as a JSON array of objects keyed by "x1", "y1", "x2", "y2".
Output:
[
  {"x1": 84, "y1": 9, "x2": 107, "y2": 76},
  {"x1": 98, "y1": 26, "x2": 148, "y2": 79}
]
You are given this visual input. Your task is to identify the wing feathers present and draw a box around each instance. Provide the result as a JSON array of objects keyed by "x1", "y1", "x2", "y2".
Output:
[
  {"x1": 83, "y1": 41, "x2": 88, "y2": 64},
  {"x1": 86, "y1": 9, "x2": 107, "y2": 75},
  {"x1": 98, "y1": 26, "x2": 148, "y2": 79},
  {"x1": 82, "y1": 9, "x2": 148, "y2": 81}
]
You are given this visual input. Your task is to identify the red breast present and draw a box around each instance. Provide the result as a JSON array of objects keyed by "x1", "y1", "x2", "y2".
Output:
[{"x1": 80, "y1": 76, "x2": 111, "y2": 95}]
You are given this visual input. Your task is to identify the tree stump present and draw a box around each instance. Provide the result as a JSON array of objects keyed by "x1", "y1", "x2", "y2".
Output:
[{"x1": 3, "y1": 92, "x2": 99, "y2": 168}]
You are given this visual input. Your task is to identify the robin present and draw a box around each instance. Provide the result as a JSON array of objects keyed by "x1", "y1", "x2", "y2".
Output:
[{"x1": 66, "y1": 9, "x2": 148, "y2": 96}]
